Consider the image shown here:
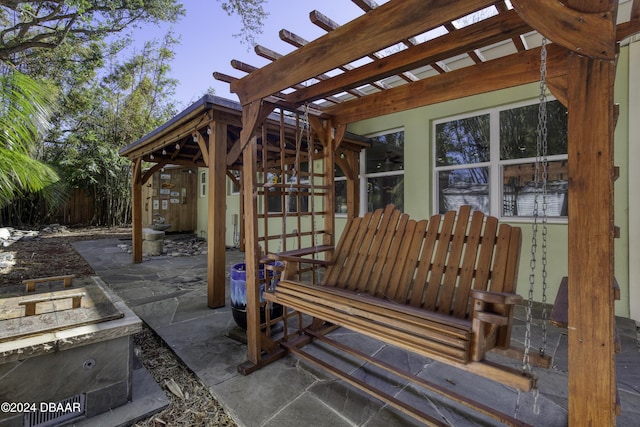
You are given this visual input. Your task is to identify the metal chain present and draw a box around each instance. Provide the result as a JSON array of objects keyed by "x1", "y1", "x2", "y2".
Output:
[
  {"x1": 539, "y1": 54, "x2": 549, "y2": 358},
  {"x1": 523, "y1": 37, "x2": 549, "y2": 376},
  {"x1": 301, "y1": 105, "x2": 322, "y2": 283}
]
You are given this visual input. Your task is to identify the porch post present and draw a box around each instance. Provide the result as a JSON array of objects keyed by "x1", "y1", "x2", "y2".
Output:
[
  {"x1": 131, "y1": 158, "x2": 143, "y2": 264},
  {"x1": 567, "y1": 53, "x2": 617, "y2": 425},
  {"x1": 242, "y1": 134, "x2": 260, "y2": 363},
  {"x1": 207, "y1": 122, "x2": 228, "y2": 308}
]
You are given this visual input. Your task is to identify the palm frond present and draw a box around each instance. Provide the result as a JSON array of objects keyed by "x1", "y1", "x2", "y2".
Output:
[{"x1": 0, "y1": 66, "x2": 60, "y2": 208}]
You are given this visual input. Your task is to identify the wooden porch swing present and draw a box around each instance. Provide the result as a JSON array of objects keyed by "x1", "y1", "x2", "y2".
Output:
[
  {"x1": 216, "y1": 0, "x2": 640, "y2": 425},
  {"x1": 265, "y1": 204, "x2": 531, "y2": 425}
]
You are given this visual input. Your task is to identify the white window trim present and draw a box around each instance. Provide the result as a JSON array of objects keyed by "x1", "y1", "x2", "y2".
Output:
[
  {"x1": 432, "y1": 99, "x2": 568, "y2": 223},
  {"x1": 199, "y1": 170, "x2": 207, "y2": 198}
]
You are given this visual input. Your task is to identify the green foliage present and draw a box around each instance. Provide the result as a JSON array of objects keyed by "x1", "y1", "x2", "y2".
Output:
[
  {"x1": 216, "y1": 0, "x2": 268, "y2": 46},
  {"x1": 45, "y1": 34, "x2": 178, "y2": 225},
  {"x1": 0, "y1": 67, "x2": 61, "y2": 209},
  {"x1": 0, "y1": 0, "x2": 185, "y2": 63}
]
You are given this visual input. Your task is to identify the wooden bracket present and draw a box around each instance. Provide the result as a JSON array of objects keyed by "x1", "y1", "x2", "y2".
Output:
[
  {"x1": 193, "y1": 131, "x2": 209, "y2": 167},
  {"x1": 227, "y1": 100, "x2": 275, "y2": 166},
  {"x1": 141, "y1": 160, "x2": 169, "y2": 185},
  {"x1": 512, "y1": 0, "x2": 616, "y2": 60},
  {"x1": 333, "y1": 124, "x2": 347, "y2": 151}
]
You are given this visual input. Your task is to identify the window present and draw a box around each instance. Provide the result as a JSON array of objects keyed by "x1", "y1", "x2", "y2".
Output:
[
  {"x1": 266, "y1": 171, "x2": 282, "y2": 213},
  {"x1": 266, "y1": 164, "x2": 309, "y2": 214},
  {"x1": 228, "y1": 170, "x2": 240, "y2": 195},
  {"x1": 362, "y1": 129, "x2": 405, "y2": 213},
  {"x1": 199, "y1": 170, "x2": 207, "y2": 198},
  {"x1": 434, "y1": 100, "x2": 567, "y2": 219},
  {"x1": 334, "y1": 165, "x2": 347, "y2": 214}
]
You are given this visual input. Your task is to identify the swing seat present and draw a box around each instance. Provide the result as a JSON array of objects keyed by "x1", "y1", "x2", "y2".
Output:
[{"x1": 264, "y1": 205, "x2": 534, "y2": 391}]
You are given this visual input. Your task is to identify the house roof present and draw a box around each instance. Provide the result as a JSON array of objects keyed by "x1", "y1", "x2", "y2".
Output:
[{"x1": 119, "y1": 95, "x2": 239, "y2": 158}]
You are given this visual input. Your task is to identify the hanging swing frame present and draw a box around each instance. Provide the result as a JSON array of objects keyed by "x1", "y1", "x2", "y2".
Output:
[{"x1": 226, "y1": 1, "x2": 632, "y2": 425}]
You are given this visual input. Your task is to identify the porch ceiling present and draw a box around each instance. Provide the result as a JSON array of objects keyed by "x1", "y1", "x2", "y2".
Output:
[{"x1": 218, "y1": 0, "x2": 639, "y2": 125}]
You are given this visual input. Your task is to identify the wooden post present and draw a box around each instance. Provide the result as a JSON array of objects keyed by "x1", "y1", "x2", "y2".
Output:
[
  {"x1": 207, "y1": 122, "x2": 227, "y2": 308},
  {"x1": 239, "y1": 182, "x2": 245, "y2": 252},
  {"x1": 567, "y1": 54, "x2": 617, "y2": 425},
  {"x1": 242, "y1": 134, "x2": 260, "y2": 364},
  {"x1": 345, "y1": 151, "x2": 360, "y2": 221},
  {"x1": 323, "y1": 124, "x2": 335, "y2": 248},
  {"x1": 131, "y1": 158, "x2": 143, "y2": 264}
]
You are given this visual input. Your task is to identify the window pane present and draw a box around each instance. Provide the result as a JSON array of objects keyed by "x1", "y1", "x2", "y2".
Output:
[
  {"x1": 229, "y1": 170, "x2": 240, "y2": 195},
  {"x1": 502, "y1": 160, "x2": 568, "y2": 217},
  {"x1": 438, "y1": 168, "x2": 489, "y2": 214},
  {"x1": 500, "y1": 100, "x2": 568, "y2": 160},
  {"x1": 366, "y1": 130, "x2": 404, "y2": 174},
  {"x1": 367, "y1": 175, "x2": 404, "y2": 212},
  {"x1": 435, "y1": 115, "x2": 490, "y2": 167},
  {"x1": 287, "y1": 191, "x2": 308, "y2": 213},
  {"x1": 335, "y1": 179, "x2": 347, "y2": 213},
  {"x1": 266, "y1": 172, "x2": 281, "y2": 213},
  {"x1": 287, "y1": 175, "x2": 309, "y2": 213}
]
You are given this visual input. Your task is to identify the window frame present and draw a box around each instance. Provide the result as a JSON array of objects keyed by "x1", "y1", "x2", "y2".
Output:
[
  {"x1": 432, "y1": 99, "x2": 568, "y2": 223},
  {"x1": 334, "y1": 166, "x2": 348, "y2": 217},
  {"x1": 359, "y1": 128, "x2": 405, "y2": 215},
  {"x1": 228, "y1": 169, "x2": 240, "y2": 195},
  {"x1": 199, "y1": 170, "x2": 207, "y2": 198}
]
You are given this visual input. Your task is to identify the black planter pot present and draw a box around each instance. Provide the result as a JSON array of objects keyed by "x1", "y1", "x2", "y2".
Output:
[{"x1": 230, "y1": 263, "x2": 283, "y2": 330}]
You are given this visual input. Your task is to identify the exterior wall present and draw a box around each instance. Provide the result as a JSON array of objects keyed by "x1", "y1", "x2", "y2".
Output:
[
  {"x1": 142, "y1": 166, "x2": 198, "y2": 233},
  {"x1": 196, "y1": 168, "x2": 241, "y2": 248}
]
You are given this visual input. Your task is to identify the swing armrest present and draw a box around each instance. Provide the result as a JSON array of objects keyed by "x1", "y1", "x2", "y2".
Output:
[
  {"x1": 470, "y1": 290, "x2": 522, "y2": 305},
  {"x1": 470, "y1": 290, "x2": 522, "y2": 358},
  {"x1": 264, "y1": 245, "x2": 334, "y2": 265},
  {"x1": 263, "y1": 246, "x2": 335, "y2": 280}
]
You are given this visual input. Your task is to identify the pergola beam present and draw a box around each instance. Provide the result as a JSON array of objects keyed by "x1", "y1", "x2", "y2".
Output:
[
  {"x1": 308, "y1": 10, "x2": 411, "y2": 85},
  {"x1": 287, "y1": 9, "x2": 532, "y2": 105},
  {"x1": 280, "y1": 28, "x2": 390, "y2": 91},
  {"x1": 511, "y1": 0, "x2": 616, "y2": 59},
  {"x1": 324, "y1": 44, "x2": 569, "y2": 125},
  {"x1": 254, "y1": 43, "x2": 367, "y2": 99},
  {"x1": 230, "y1": 0, "x2": 499, "y2": 105},
  {"x1": 231, "y1": 58, "x2": 343, "y2": 105}
]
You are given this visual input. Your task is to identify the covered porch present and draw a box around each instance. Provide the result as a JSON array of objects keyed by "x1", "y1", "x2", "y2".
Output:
[{"x1": 119, "y1": 95, "x2": 368, "y2": 309}]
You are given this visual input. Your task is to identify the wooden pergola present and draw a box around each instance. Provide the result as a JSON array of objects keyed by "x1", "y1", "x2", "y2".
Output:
[{"x1": 217, "y1": 0, "x2": 640, "y2": 425}]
